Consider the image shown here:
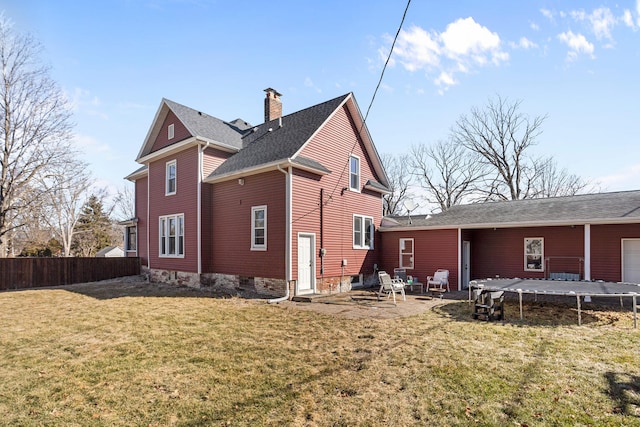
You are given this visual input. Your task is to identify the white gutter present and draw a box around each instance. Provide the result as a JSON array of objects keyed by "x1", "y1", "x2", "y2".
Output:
[
  {"x1": 379, "y1": 217, "x2": 640, "y2": 232},
  {"x1": 269, "y1": 164, "x2": 292, "y2": 303},
  {"x1": 137, "y1": 136, "x2": 239, "y2": 164},
  {"x1": 204, "y1": 158, "x2": 329, "y2": 184}
]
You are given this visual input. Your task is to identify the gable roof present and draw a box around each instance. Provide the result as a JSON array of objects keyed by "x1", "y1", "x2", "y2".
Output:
[
  {"x1": 136, "y1": 98, "x2": 252, "y2": 161},
  {"x1": 204, "y1": 93, "x2": 389, "y2": 191},
  {"x1": 382, "y1": 190, "x2": 640, "y2": 230},
  {"x1": 129, "y1": 91, "x2": 389, "y2": 191},
  {"x1": 207, "y1": 94, "x2": 349, "y2": 179}
]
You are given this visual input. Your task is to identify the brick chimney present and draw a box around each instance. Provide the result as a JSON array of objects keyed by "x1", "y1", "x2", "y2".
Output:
[{"x1": 264, "y1": 88, "x2": 282, "y2": 122}]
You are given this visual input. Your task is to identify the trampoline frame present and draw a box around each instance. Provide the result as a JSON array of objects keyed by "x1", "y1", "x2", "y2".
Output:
[{"x1": 469, "y1": 278, "x2": 639, "y2": 328}]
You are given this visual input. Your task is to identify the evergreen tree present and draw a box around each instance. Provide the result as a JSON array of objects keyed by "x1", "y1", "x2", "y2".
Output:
[{"x1": 72, "y1": 195, "x2": 112, "y2": 257}]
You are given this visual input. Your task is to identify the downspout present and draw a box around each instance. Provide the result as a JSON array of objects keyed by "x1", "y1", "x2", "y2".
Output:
[
  {"x1": 269, "y1": 163, "x2": 292, "y2": 303},
  {"x1": 320, "y1": 188, "x2": 325, "y2": 293},
  {"x1": 147, "y1": 163, "x2": 150, "y2": 271},
  {"x1": 197, "y1": 141, "x2": 210, "y2": 276}
]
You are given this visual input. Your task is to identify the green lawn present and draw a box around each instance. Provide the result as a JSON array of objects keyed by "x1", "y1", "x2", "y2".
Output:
[{"x1": 0, "y1": 282, "x2": 639, "y2": 426}]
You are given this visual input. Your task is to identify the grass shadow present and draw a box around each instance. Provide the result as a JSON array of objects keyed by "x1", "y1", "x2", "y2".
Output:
[
  {"x1": 433, "y1": 298, "x2": 604, "y2": 327},
  {"x1": 605, "y1": 371, "x2": 640, "y2": 417},
  {"x1": 54, "y1": 279, "x2": 271, "y2": 301}
]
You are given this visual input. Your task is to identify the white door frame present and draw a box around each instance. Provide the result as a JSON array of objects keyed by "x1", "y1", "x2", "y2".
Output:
[
  {"x1": 297, "y1": 233, "x2": 316, "y2": 295},
  {"x1": 622, "y1": 238, "x2": 640, "y2": 284}
]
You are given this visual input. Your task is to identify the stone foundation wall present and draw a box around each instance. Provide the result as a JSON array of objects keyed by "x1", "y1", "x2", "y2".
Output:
[
  {"x1": 148, "y1": 269, "x2": 375, "y2": 299},
  {"x1": 315, "y1": 275, "x2": 352, "y2": 294},
  {"x1": 200, "y1": 273, "x2": 286, "y2": 298},
  {"x1": 149, "y1": 269, "x2": 201, "y2": 288}
]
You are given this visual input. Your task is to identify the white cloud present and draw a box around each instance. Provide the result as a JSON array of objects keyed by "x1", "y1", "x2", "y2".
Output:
[
  {"x1": 557, "y1": 31, "x2": 595, "y2": 60},
  {"x1": 303, "y1": 77, "x2": 321, "y2": 93},
  {"x1": 509, "y1": 37, "x2": 538, "y2": 49},
  {"x1": 571, "y1": 7, "x2": 616, "y2": 40},
  {"x1": 597, "y1": 163, "x2": 640, "y2": 191},
  {"x1": 73, "y1": 133, "x2": 111, "y2": 154},
  {"x1": 541, "y1": 8, "x2": 554, "y2": 20},
  {"x1": 622, "y1": 9, "x2": 635, "y2": 28},
  {"x1": 441, "y1": 18, "x2": 503, "y2": 60},
  {"x1": 386, "y1": 18, "x2": 507, "y2": 92},
  {"x1": 530, "y1": 22, "x2": 540, "y2": 31},
  {"x1": 67, "y1": 87, "x2": 108, "y2": 120},
  {"x1": 393, "y1": 25, "x2": 441, "y2": 71},
  {"x1": 435, "y1": 71, "x2": 456, "y2": 88}
]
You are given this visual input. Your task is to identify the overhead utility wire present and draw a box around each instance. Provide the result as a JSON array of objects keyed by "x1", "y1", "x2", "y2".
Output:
[
  {"x1": 325, "y1": 0, "x2": 412, "y2": 201},
  {"x1": 292, "y1": 0, "x2": 411, "y2": 224}
]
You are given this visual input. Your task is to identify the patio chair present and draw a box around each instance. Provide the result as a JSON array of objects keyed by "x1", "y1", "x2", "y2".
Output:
[
  {"x1": 377, "y1": 271, "x2": 406, "y2": 305},
  {"x1": 424, "y1": 269, "x2": 450, "y2": 297}
]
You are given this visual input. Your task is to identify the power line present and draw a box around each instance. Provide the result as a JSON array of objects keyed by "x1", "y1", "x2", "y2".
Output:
[{"x1": 321, "y1": 0, "x2": 412, "y2": 206}]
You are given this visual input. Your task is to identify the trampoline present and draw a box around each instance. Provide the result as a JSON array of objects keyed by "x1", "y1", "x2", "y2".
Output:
[{"x1": 469, "y1": 278, "x2": 640, "y2": 328}]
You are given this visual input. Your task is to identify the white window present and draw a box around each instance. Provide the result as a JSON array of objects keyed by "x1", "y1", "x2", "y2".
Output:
[
  {"x1": 353, "y1": 214, "x2": 374, "y2": 249},
  {"x1": 166, "y1": 160, "x2": 176, "y2": 195},
  {"x1": 160, "y1": 214, "x2": 184, "y2": 257},
  {"x1": 399, "y1": 238, "x2": 414, "y2": 269},
  {"x1": 251, "y1": 206, "x2": 267, "y2": 250},
  {"x1": 168, "y1": 123, "x2": 175, "y2": 140},
  {"x1": 524, "y1": 237, "x2": 544, "y2": 272},
  {"x1": 349, "y1": 155, "x2": 360, "y2": 191}
]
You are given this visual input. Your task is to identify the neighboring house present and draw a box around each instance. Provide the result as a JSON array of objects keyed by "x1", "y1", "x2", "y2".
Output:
[
  {"x1": 96, "y1": 246, "x2": 125, "y2": 258},
  {"x1": 379, "y1": 190, "x2": 640, "y2": 290},
  {"x1": 125, "y1": 89, "x2": 390, "y2": 298}
]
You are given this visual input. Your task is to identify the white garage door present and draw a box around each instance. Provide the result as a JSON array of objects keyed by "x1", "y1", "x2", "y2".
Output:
[{"x1": 622, "y1": 239, "x2": 640, "y2": 284}]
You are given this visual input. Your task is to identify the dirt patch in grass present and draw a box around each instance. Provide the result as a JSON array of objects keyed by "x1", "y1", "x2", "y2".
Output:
[{"x1": 1, "y1": 280, "x2": 639, "y2": 426}]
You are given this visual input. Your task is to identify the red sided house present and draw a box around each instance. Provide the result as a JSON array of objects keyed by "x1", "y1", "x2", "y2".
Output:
[
  {"x1": 379, "y1": 191, "x2": 640, "y2": 290},
  {"x1": 124, "y1": 89, "x2": 390, "y2": 298}
]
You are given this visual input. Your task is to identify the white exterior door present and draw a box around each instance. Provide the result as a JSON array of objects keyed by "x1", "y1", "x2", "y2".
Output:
[
  {"x1": 622, "y1": 239, "x2": 640, "y2": 284},
  {"x1": 297, "y1": 234, "x2": 315, "y2": 294}
]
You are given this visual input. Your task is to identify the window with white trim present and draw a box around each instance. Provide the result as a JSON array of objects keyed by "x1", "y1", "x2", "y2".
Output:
[
  {"x1": 524, "y1": 237, "x2": 543, "y2": 272},
  {"x1": 168, "y1": 123, "x2": 175, "y2": 140},
  {"x1": 166, "y1": 160, "x2": 176, "y2": 195},
  {"x1": 353, "y1": 214, "x2": 374, "y2": 249},
  {"x1": 349, "y1": 155, "x2": 360, "y2": 191},
  {"x1": 251, "y1": 206, "x2": 267, "y2": 250},
  {"x1": 399, "y1": 238, "x2": 414, "y2": 269},
  {"x1": 160, "y1": 214, "x2": 184, "y2": 257}
]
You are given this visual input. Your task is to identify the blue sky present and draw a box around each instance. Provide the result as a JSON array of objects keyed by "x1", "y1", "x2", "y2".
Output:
[{"x1": 2, "y1": 0, "x2": 640, "y2": 197}]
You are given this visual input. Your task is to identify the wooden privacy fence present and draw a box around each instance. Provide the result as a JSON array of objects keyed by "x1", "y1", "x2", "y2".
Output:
[{"x1": 0, "y1": 257, "x2": 141, "y2": 291}]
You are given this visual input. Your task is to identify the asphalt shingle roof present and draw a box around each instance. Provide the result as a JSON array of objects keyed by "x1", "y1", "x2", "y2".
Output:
[
  {"x1": 208, "y1": 93, "x2": 350, "y2": 177},
  {"x1": 386, "y1": 190, "x2": 640, "y2": 228},
  {"x1": 163, "y1": 99, "x2": 251, "y2": 150}
]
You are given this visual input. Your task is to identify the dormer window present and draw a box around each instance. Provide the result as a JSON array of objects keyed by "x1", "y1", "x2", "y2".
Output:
[
  {"x1": 168, "y1": 123, "x2": 175, "y2": 140},
  {"x1": 349, "y1": 155, "x2": 360, "y2": 191},
  {"x1": 166, "y1": 160, "x2": 176, "y2": 195}
]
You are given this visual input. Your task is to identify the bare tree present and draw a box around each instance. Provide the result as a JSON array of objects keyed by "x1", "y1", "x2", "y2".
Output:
[
  {"x1": 409, "y1": 140, "x2": 486, "y2": 212},
  {"x1": 381, "y1": 153, "x2": 413, "y2": 216},
  {"x1": 38, "y1": 159, "x2": 94, "y2": 257},
  {"x1": 450, "y1": 95, "x2": 546, "y2": 201},
  {"x1": 532, "y1": 156, "x2": 595, "y2": 198},
  {"x1": 0, "y1": 16, "x2": 74, "y2": 256},
  {"x1": 112, "y1": 183, "x2": 135, "y2": 222}
]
